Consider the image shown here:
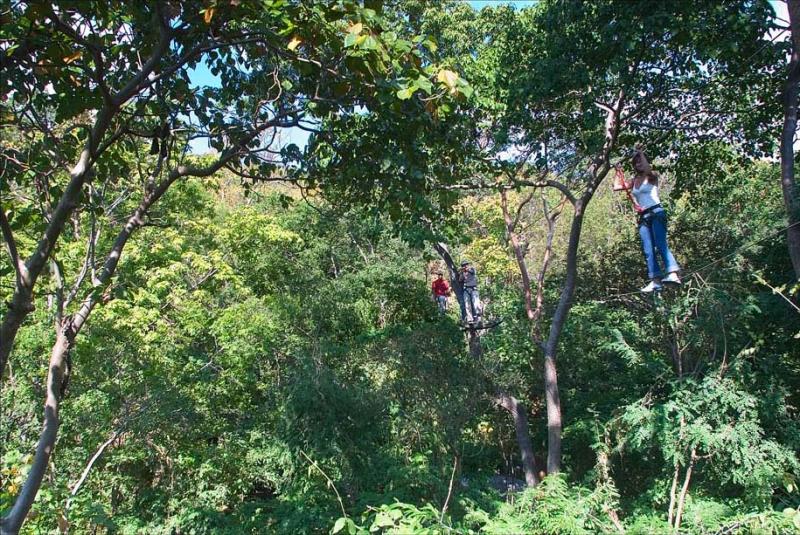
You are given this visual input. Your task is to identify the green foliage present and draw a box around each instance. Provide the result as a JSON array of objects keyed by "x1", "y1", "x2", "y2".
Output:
[
  {"x1": 480, "y1": 476, "x2": 616, "y2": 535},
  {"x1": 334, "y1": 501, "x2": 445, "y2": 534},
  {"x1": 3, "y1": 1, "x2": 800, "y2": 534}
]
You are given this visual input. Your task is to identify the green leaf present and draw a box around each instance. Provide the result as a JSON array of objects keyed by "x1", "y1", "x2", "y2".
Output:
[
  {"x1": 414, "y1": 76, "x2": 432, "y2": 94},
  {"x1": 360, "y1": 35, "x2": 378, "y2": 50},
  {"x1": 396, "y1": 87, "x2": 416, "y2": 100},
  {"x1": 332, "y1": 517, "x2": 347, "y2": 534}
]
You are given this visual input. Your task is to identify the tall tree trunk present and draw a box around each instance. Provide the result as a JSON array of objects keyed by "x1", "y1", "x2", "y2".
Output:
[
  {"x1": 539, "y1": 91, "x2": 624, "y2": 475},
  {"x1": 0, "y1": 113, "x2": 110, "y2": 384},
  {"x1": 541, "y1": 203, "x2": 585, "y2": 474},
  {"x1": 0, "y1": 150, "x2": 247, "y2": 532},
  {"x1": 673, "y1": 448, "x2": 696, "y2": 533},
  {"x1": 782, "y1": 0, "x2": 800, "y2": 281}
]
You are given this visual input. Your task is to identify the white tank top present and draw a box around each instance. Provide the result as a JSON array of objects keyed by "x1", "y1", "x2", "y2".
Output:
[{"x1": 632, "y1": 179, "x2": 661, "y2": 210}]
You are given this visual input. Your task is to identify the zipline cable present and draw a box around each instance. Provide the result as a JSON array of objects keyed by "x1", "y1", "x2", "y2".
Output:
[{"x1": 591, "y1": 220, "x2": 800, "y2": 303}]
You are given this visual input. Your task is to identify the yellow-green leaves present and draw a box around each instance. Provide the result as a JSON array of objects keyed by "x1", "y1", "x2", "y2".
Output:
[
  {"x1": 344, "y1": 22, "x2": 364, "y2": 47},
  {"x1": 437, "y1": 69, "x2": 459, "y2": 90},
  {"x1": 349, "y1": 22, "x2": 363, "y2": 36},
  {"x1": 287, "y1": 36, "x2": 302, "y2": 51},
  {"x1": 396, "y1": 86, "x2": 416, "y2": 100},
  {"x1": 435, "y1": 68, "x2": 473, "y2": 99}
]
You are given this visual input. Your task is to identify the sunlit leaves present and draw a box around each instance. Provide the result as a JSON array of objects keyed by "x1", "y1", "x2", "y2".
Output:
[{"x1": 287, "y1": 36, "x2": 302, "y2": 51}]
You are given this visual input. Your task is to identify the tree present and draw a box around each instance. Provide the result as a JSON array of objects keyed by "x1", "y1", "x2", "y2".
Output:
[
  {"x1": 433, "y1": 240, "x2": 541, "y2": 487},
  {"x1": 302, "y1": 0, "x2": 781, "y2": 479}
]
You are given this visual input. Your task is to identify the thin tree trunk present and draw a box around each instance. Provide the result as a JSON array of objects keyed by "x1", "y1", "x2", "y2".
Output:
[
  {"x1": 500, "y1": 191, "x2": 536, "y2": 322},
  {"x1": 539, "y1": 91, "x2": 624, "y2": 475},
  {"x1": 541, "y1": 203, "x2": 585, "y2": 474},
  {"x1": 673, "y1": 449, "x2": 696, "y2": 532},
  {"x1": 534, "y1": 194, "x2": 564, "y2": 326},
  {"x1": 0, "y1": 10, "x2": 176, "y2": 385},
  {"x1": 495, "y1": 391, "x2": 541, "y2": 487},
  {"x1": 500, "y1": 191, "x2": 562, "y2": 478},
  {"x1": 0, "y1": 331, "x2": 72, "y2": 534},
  {"x1": 439, "y1": 454, "x2": 460, "y2": 523},
  {"x1": 66, "y1": 429, "x2": 121, "y2": 512},
  {"x1": 0, "y1": 127, "x2": 105, "y2": 384},
  {"x1": 0, "y1": 146, "x2": 254, "y2": 532},
  {"x1": 667, "y1": 460, "x2": 680, "y2": 526},
  {"x1": 1, "y1": 186, "x2": 164, "y2": 531},
  {"x1": 782, "y1": 0, "x2": 800, "y2": 281},
  {"x1": 542, "y1": 351, "x2": 563, "y2": 474}
]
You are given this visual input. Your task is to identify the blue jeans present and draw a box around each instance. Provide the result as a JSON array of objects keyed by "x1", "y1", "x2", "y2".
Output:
[
  {"x1": 638, "y1": 208, "x2": 680, "y2": 279},
  {"x1": 464, "y1": 287, "x2": 482, "y2": 322}
]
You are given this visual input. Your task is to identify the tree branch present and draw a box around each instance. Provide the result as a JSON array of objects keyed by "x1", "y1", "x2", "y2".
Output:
[
  {"x1": 0, "y1": 207, "x2": 22, "y2": 280},
  {"x1": 515, "y1": 179, "x2": 576, "y2": 206},
  {"x1": 66, "y1": 429, "x2": 122, "y2": 511}
]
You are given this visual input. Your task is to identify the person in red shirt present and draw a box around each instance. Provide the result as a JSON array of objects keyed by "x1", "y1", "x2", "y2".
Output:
[{"x1": 431, "y1": 272, "x2": 451, "y2": 313}]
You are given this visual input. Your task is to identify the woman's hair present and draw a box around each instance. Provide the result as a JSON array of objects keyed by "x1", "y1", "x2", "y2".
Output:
[{"x1": 632, "y1": 151, "x2": 659, "y2": 184}]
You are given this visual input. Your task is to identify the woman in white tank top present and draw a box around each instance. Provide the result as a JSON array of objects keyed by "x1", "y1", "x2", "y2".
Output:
[{"x1": 615, "y1": 150, "x2": 681, "y2": 293}]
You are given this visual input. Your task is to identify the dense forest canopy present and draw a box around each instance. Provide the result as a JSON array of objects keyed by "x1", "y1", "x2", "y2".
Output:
[{"x1": 1, "y1": 0, "x2": 799, "y2": 533}]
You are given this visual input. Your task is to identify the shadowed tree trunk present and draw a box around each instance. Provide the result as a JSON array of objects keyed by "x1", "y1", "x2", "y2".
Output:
[
  {"x1": 781, "y1": 0, "x2": 800, "y2": 282},
  {"x1": 494, "y1": 391, "x2": 540, "y2": 487},
  {"x1": 500, "y1": 188, "x2": 566, "y2": 477}
]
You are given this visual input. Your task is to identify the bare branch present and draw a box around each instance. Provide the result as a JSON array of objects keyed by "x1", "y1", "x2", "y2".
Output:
[
  {"x1": 66, "y1": 429, "x2": 122, "y2": 511},
  {"x1": 501, "y1": 190, "x2": 535, "y2": 322},
  {"x1": 65, "y1": 202, "x2": 101, "y2": 310},
  {"x1": 512, "y1": 192, "x2": 536, "y2": 233},
  {"x1": 49, "y1": 258, "x2": 65, "y2": 327}
]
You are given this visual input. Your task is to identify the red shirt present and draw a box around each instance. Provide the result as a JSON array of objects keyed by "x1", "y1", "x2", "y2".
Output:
[{"x1": 432, "y1": 278, "x2": 450, "y2": 297}]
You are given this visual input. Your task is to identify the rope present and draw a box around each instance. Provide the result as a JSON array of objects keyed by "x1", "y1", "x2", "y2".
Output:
[{"x1": 591, "y1": 220, "x2": 800, "y2": 303}]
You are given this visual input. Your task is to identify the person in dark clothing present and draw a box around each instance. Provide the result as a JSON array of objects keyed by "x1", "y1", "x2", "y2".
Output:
[
  {"x1": 459, "y1": 260, "x2": 482, "y2": 324},
  {"x1": 431, "y1": 272, "x2": 451, "y2": 313}
]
